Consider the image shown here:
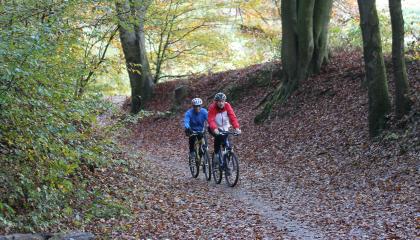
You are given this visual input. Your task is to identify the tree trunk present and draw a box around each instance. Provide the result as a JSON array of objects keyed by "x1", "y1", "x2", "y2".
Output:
[
  {"x1": 296, "y1": 0, "x2": 315, "y2": 82},
  {"x1": 133, "y1": 0, "x2": 154, "y2": 102},
  {"x1": 116, "y1": 0, "x2": 153, "y2": 114},
  {"x1": 116, "y1": 1, "x2": 143, "y2": 113},
  {"x1": 311, "y1": 0, "x2": 333, "y2": 73},
  {"x1": 357, "y1": 0, "x2": 391, "y2": 137},
  {"x1": 389, "y1": 0, "x2": 411, "y2": 118},
  {"x1": 255, "y1": 0, "x2": 333, "y2": 123}
]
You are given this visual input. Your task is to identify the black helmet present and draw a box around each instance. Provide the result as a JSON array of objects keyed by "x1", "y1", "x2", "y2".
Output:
[{"x1": 214, "y1": 92, "x2": 226, "y2": 101}]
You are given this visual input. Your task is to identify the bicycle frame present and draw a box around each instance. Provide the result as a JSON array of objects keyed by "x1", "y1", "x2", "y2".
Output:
[
  {"x1": 190, "y1": 131, "x2": 207, "y2": 156},
  {"x1": 189, "y1": 130, "x2": 211, "y2": 181},
  {"x1": 212, "y1": 130, "x2": 240, "y2": 186},
  {"x1": 216, "y1": 131, "x2": 238, "y2": 165}
]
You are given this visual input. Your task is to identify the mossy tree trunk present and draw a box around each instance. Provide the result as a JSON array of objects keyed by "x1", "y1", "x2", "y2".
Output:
[
  {"x1": 133, "y1": 0, "x2": 154, "y2": 103},
  {"x1": 116, "y1": 0, "x2": 154, "y2": 114},
  {"x1": 255, "y1": 0, "x2": 333, "y2": 123},
  {"x1": 389, "y1": 0, "x2": 411, "y2": 118},
  {"x1": 311, "y1": 0, "x2": 333, "y2": 73},
  {"x1": 357, "y1": 0, "x2": 391, "y2": 137}
]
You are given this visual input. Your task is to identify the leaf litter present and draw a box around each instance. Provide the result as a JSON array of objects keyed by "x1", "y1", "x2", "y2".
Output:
[{"x1": 86, "y1": 51, "x2": 418, "y2": 239}]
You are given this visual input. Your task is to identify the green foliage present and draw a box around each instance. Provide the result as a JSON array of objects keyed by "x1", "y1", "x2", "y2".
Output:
[
  {"x1": 142, "y1": 0, "x2": 282, "y2": 81},
  {"x1": 0, "y1": 0, "x2": 122, "y2": 232},
  {"x1": 378, "y1": 12, "x2": 393, "y2": 53},
  {"x1": 329, "y1": 9, "x2": 420, "y2": 53},
  {"x1": 145, "y1": 0, "x2": 231, "y2": 81},
  {"x1": 231, "y1": 0, "x2": 281, "y2": 63},
  {"x1": 94, "y1": 70, "x2": 131, "y2": 96},
  {"x1": 88, "y1": 0, "x2": 283, "y2": 94},
  {"x1": 86, "y1": 198, "x2": 131, "y2": 221},
  {"x1": 329, "y1": 17, "x2": 363, "y2": 51},
  {"x1": 384, "y1": 132, "x2": 400, "y2": 141}
]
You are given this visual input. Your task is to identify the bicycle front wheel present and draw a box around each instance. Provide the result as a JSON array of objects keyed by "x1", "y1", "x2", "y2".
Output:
[
  {"x1": 212, "y1": 153, "x2": 222, "y2": 184},
  {"x1": 225, "y1": 152, "x2": 239, "y2": 187},
  {"x1": 189, "y1": 153, "x2": 199, "y2": 178},
  {"x1": 203, "y1": 150, "x2": 211, "y2": 181}
]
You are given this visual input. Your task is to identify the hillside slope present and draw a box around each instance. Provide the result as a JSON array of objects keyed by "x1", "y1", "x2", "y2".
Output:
[{"x1": 134, "y1": 51, "x2": 419, "y2": 238}]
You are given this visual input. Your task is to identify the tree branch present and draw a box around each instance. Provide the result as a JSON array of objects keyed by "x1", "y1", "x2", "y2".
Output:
[
  {"x1": 168, "y1": 22, "x2": 207, "y2": 45},
  {"x1": 164, "y1": 44, "x2": 202, "y2": 60},
  {"x1": 76, "y1": 26, "x2": 119, "y2": 97}
]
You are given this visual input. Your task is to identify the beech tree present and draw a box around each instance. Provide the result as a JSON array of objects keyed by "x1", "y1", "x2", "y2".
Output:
[
  {"x1": 116, "y1": 0, "x2": 154, "y2": 113},
  {"x1": 357, "y1": 0, "x2": 391, "y2": 137},
  {"x1": 389, "y1": 0, "x2": 411, "y2": 118},
  {"x1": 255, "y1": 0, "x2": 333, "y2": 123}
]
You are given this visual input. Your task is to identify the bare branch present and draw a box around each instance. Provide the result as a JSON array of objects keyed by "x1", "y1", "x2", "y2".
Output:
[
  {"x1": 164, "y1": 44, "x2": 202, "y2": 60},
  {"x1": 77, "y1": 26, "x2": 119, "y2": 97},
  {"x1": 158, "y1": 74, "x2": 192, "y2": 80}
]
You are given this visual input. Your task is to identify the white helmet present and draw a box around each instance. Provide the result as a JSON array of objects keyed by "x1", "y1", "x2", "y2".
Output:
[{"x1": 192, "y1": 98, "x2": 203, "y2": 106}]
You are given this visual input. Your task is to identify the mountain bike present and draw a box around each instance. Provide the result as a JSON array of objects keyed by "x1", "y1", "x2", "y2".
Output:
[
  {"x1": 212, "y1": 130, "x2": 240, "y2": 187},
  {"x1": 188, "y1": 131, "x2": 211, "y2": 180}
]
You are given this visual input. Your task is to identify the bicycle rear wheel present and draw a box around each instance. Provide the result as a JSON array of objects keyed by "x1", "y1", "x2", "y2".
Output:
[
  {"x1": 189, "y1": 153, "x2": 199, "y2": 178},
  {"x1": 212, "y1": 153, "x2": 222, "y2": 184},
  {"x1": 225, "y1": 152, "x2": 239, "y2": 187},
  {"x1": 203, "y1": 150, "x2": 211, "y2": 181}
]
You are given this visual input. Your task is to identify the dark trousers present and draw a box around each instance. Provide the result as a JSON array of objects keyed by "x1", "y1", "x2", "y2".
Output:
[
  {"x1": 189, "y1": 135, "x2": 207, "y2": 153},
  {"x1": 214, "y1": 134, "x2": 230, "y2": 154}
]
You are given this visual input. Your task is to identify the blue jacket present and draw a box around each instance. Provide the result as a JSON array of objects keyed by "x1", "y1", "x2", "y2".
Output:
[{"x1": 184, "y1": 108, "x2": 208, "y2": 132}]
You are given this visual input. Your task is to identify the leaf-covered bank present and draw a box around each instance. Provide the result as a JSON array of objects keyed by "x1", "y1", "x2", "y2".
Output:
[{"x1": 131, "y1": 50, "x2": 419, "y2": 238}]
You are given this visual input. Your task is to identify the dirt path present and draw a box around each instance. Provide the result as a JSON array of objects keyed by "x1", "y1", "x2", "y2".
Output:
[
  {"x1": 138, "y1": 147, "x2": 326, "y2": 239},
  {"x1": 97, "y1": 92, "x2": 418, "y2": 239},
  {"x1": 97, "y1": 97, "x2": 328, "y2": 239}
]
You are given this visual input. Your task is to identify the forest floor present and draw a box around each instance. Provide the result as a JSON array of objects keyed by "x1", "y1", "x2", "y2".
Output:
[{"x1": 87, "y1": 51, "x2": 419, "y2": 239}]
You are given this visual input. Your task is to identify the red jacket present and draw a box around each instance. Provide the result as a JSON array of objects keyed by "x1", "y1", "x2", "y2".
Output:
[{"x1": 208, "y1": 102, "x2": 240, "y2": 131}]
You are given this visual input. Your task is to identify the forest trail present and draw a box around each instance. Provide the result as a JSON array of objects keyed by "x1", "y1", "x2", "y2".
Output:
[
  {"x1": 98, "y1": 97, "x2": 324, "y2": 239},
  {"x1": 139, "y1": 148, "x2": 326, "y2": 239},
  {"x1": 93, "y1": 52, "x2": 418, "y2": 239},
  {"x1": 2, "y1": 1, "x2": 419, "y2": 238}
]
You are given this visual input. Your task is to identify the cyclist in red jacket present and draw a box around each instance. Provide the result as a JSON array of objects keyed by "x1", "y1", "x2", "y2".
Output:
[{"x1": 208, "y1": 92, "x2": 241, "y2": 158}]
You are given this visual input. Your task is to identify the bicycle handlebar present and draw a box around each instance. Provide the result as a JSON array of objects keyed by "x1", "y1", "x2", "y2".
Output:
[
  {"x1": 189, "y1": 130, "x2": 205, "y2": 136},
  {"x1": 218, "y1": 130, "x2": 240, "y2": 136}
]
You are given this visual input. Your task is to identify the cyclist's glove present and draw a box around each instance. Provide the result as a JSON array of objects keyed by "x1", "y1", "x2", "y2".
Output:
[{"x1": 185, "y1": 128, "x2": 192, "y2": 136}]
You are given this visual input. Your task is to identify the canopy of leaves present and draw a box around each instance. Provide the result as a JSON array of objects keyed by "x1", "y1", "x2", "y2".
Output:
[{"x1": 0, "y1": 0, "x2": 120, "y2": 231}]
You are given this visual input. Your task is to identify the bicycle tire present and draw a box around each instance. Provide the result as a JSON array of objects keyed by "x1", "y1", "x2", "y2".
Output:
[
  {"x1": 203, "y1": 150, "x2": 211, "y2": 181},
  {"x1": 225, "y1": 152, "x2": 239, "y2": 187},
  {"x1": 212, "y1": 152, "x2": 222, "y2": 184},
  {"x1": 189, "y1": 153, "x2": 199, "y2": 178}
]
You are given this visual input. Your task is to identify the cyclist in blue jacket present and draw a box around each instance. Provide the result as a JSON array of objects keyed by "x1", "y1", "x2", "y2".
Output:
[{"x1": 184, "y1": 98, "x2": 208, "y2": 160}]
